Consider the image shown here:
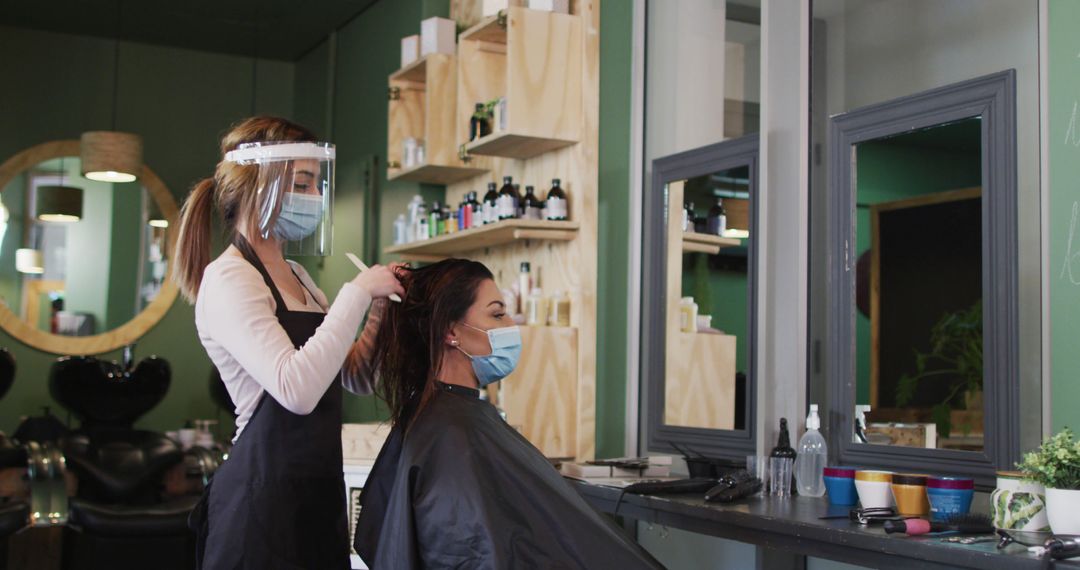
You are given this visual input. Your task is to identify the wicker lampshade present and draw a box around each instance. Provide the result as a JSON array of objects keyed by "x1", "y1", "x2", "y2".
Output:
[
  {"x1": 80, "y1": 131, "x2": 143, "y2": 183},
  {"x1": 36, "y1": 185, "x2": 83, "y2": 222},
  {"x1": 15, "y1": 249, "x2": 44, "y2": 274}
]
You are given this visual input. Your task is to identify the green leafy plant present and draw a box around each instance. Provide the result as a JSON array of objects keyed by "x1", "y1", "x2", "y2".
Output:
[
  {"x1": 1017, "y1": 428, "x2": 1080, "y2": 490},
  {"x1": 894, "y1": 300, "x2": 982, "y2": 438},
  {"x1": 472, "y1": 99, "x2": 500, "y2": 121}
]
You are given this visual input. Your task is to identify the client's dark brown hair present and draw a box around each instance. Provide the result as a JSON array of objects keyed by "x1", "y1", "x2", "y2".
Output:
[{"x1": 371, "y1": 258, "x2": 494, "y2": 426}]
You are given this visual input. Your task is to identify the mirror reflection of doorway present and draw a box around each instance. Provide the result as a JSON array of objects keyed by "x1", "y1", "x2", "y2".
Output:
[{"x1": 853, "y1": 117, "x2": 984, "y2": 451}]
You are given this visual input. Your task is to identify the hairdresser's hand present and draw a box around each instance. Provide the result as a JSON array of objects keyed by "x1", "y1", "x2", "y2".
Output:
[{"x1": 352, "y1": 264, "x2": 405, "y2": 300}]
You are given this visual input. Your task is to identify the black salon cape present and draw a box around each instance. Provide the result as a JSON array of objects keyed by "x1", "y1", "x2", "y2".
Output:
[{"x1": 354, "y1": 383, "x2": 665, "y2": 569}]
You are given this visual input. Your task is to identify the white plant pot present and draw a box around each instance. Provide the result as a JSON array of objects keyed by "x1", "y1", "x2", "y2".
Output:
[{"x1": 1046, "y1": 488, "x2": 1080, "y2": 536}]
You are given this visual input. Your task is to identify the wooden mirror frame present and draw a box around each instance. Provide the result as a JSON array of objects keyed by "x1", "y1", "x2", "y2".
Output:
[{"x1": 0, "y1": 140, "x2": 179, "y2": 354}]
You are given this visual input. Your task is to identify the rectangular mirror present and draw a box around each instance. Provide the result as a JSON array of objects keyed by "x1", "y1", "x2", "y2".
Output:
[
  {"x1": 853, "y1": 117, "x2": 985, "y2": 451},
  {"x1": 644, "y1": 135, "x2": 758, "y2": 461},
  {"x1": 825, "y1": 71, "x2": 1020, "y2": 483}
]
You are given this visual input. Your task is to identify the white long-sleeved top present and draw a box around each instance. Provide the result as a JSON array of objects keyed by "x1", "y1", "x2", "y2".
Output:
[{"x1": 195, "y1": 253, "x2": 372, "y2": 441}]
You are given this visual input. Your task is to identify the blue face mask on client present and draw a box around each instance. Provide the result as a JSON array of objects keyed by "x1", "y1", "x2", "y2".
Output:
[{"x1": 455, "y1": 323, "x2": 523, "y2": 387}]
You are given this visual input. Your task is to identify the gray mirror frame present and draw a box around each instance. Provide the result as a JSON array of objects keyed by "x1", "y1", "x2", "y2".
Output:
[
  {"x1": 643, "y1": 134, "x2": 759, "y2": 461},
  {"x1": 826, "y1": 70, "x2": 1019, "y2": 486}
]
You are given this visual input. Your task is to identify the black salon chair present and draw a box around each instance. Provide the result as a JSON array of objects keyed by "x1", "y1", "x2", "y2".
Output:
[
  {"x1": 50, "y1": 354, "x2": 195, "y2": 570},
  {"x1": 0, "y1": 348, "x2": 30, "y2": 570}
]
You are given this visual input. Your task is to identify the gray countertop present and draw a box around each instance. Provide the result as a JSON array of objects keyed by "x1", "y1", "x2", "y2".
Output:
[{"x1": 570, "y1": 479, "x2": 1080, "y2": 570}]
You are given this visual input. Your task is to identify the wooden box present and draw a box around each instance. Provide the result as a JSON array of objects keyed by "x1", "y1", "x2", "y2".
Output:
[
  {"x1": 387, "y1": 54, "x2": 489, "y2": 184},
  {"x1": 458, "y1": 7, "x2": 583, "y2": 159}
]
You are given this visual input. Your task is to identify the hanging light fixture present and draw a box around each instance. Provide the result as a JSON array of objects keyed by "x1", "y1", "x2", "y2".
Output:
[
  {"x1": 147, "y1": 197, "x2": 167, "y2": 228},
  {"x1": 15, "y1": 248, "x2": 44, "y2": 274},
  {"x1": 81, "y1": 0, "x2": 142, "y2": 183},
  {"x1": 37, "y1": 157, "x2": 84, "y2": 222}
]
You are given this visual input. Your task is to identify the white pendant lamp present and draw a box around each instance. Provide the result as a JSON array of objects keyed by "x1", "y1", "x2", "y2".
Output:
[
  {"x1": 15, "y1": 249, "x2": 44, "y2": 274},
  {"x1": 81, "y1": 0, "x2": 142, "y2": 183}
]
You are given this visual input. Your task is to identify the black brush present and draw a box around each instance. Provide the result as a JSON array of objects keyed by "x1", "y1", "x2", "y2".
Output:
[{"x1": 884, "y1": 513, "x2": 994, "y2": 536}]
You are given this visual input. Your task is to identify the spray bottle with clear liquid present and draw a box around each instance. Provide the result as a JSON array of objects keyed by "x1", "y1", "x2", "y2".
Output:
[{"x1": 794, "y1": 404, "x2": 828, "y2": 497}]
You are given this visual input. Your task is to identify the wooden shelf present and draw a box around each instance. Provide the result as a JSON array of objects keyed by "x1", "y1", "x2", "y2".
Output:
[
  {"x1": 464, "y1": 131, "x2": 577, "y2": 160},
  {"x1": 456, "y1": 7, "x2": 582, "y2": 164},
  {"x1": 385, "y1": 219, "x2": 579, "y2": 260},
  {"x1": 389, "y1": 56, "x2": 430, "y2": 83},
  {"x1": 387, "y1": 163, "x2": 488, "y2": 184},
  {"x1": 682, "y1": 232, "x2": 741, "y2": 254},
  {"x1": 460, "y1": 14, "x2": 508, "y2": 44},
  {"x1": 387, "y1": 53, "x2": 489, "y2": 183}
]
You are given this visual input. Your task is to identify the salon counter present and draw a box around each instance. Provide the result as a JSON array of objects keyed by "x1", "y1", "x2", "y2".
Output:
[{"x1": 568, "y1": 479, "x2": 1080, "y2": 570}]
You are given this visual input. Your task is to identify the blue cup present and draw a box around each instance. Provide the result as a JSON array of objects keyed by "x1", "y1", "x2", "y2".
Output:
[{"x1": 823, "y1": 466, "x2": 858, "y2": 506}]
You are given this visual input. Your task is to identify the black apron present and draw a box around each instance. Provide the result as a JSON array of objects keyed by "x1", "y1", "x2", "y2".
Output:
[{"x1": 190, "y1": 237, "x2": 349, "y2": 569}]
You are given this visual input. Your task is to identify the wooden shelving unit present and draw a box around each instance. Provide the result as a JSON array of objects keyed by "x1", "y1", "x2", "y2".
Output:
[
  {"x1": 381, "y1": 3, "x2": 598, "y2": 460},
  {"x1": 385, "y1": 219, "x2": 579, "y2": 260},
  {"x1": 682, "y1": 232, "x2": 742, "y2": 254},
  {"x1": 456, "y1": 8, "x2": 583, "y2": 161},
  {"x1": 387, "y1": 54, "x2": 488, "y2": 184}
]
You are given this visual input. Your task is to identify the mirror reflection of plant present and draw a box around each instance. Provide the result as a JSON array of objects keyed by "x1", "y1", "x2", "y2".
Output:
[
  {"x1": 894, "y1": 299, "x2": 982, "y2": 438},
  {"x1": 1018, "y1": 428, "x2": 1080, "y2": 490}
]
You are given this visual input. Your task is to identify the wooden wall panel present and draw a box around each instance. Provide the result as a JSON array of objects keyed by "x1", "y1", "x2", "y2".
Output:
[
  {"x1": 499, "y1": 326, "x2": 579, "y2": 457},
  {"x1": 505, "y1": 9, "x2": 582, "y2": 142},
  {"x1": 665, "y1": 332, "x2": 737, "y2": 430}
]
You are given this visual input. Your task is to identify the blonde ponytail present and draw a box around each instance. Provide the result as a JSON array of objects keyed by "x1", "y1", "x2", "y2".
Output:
[{"x1": 173, "y1": 178, "x2": 216, "y2": 303}]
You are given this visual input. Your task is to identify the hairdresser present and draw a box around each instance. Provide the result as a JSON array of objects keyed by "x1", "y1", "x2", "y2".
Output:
[{"x1": 173, "y1": 116, "x2": 404, "y2": 569}]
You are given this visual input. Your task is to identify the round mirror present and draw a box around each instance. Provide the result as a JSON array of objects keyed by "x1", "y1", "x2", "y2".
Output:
[{"x1": 0, "y1": 140, "x2": 178, "y2": 354}]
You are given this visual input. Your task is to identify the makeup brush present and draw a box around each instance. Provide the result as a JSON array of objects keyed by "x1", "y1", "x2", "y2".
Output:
[{"x1": 883, "y1": 513, "x2": 994, "y2": 536}]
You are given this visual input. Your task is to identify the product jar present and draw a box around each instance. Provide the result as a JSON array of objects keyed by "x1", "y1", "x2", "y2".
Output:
[
  {"x1": 854, "y1": 470, "x2": 895, "y2": 509},
  {"x1": 891, "y1": 474, "x2": 930, "y2": 516},
  {"x1": 823, "y1": 467, "x2": 858, "y2": 506},
  {"x1": 927, "y1": 476, "x2": 975, "y2": 522}
]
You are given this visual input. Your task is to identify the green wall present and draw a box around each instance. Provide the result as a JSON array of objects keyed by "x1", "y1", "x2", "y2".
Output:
[
  {"x1": 0, "y1": 173, "x2": 27, "y2": 312},
  {"x1": 1050, "y1": 0, "x2": 1080, "y2": 433},
  {"x1": 852, "y1": 135, "x2": 981, "y2": 405},
  {"x1": 105, "y1": 181, "x2": 142, "y2": 331},
  {"x1": 595, "y1": 0, "x2": 635, "y2": 458},
  {"x1": 0, "y1": 24, "x2": 294, "y2": 437}
]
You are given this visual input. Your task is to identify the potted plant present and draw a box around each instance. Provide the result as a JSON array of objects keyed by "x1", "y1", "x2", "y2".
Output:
[
  {"x1": 895, "y1": 300, "x2": 982, "y2": 438},
  {"x1": 1017, "y1": 428, "x2": 1080, "y2": 535}
]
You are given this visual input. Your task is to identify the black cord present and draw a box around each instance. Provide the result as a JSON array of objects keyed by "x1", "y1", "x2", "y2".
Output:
[{"x1": 112, "y1": 0, "x2": 122, "y2": 131}]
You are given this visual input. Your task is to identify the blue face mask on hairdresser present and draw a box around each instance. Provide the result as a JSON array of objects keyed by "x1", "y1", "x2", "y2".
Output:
[
  {"x1": 456, "y1": 323, "x2": 523, "y2": 387},
  {"x1": 273, "y1": 192, "x2": 324, "y2": 242}
]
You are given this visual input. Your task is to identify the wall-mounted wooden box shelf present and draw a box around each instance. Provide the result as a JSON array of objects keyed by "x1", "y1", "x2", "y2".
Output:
[
  {"x1": 387, "y1": 54, "x2": 488, "y2": 184},
  {"x1": 457, "y1": 8, "x2": 582, "y2": 161},
  {"x1": 682, "y1": 232, "x2": 742, "y2": 254},
  {"x1": 384, "y1": 219, "x2": 579, "y2": 260}
]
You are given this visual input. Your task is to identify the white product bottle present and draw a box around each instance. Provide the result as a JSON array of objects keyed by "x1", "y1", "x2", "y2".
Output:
[
  {"x1": 393, "y1": 214, "x2": 408, "y2": 245},
  {"x1": 794, "y1": 404, "x2": 828, "y2": 497}
]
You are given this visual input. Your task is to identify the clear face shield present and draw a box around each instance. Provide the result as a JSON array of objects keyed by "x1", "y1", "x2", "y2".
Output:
[{"x1": 224, "y1": 141, "x2": 335, "y2": 256}]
